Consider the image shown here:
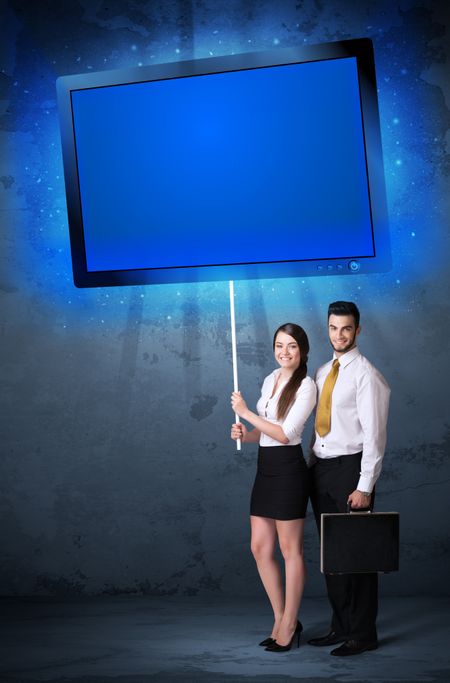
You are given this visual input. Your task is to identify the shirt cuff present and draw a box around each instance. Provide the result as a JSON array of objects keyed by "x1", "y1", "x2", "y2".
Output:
[
  {"x1": 282, "y1": 426, "x2": 299, "y2": 443},
  {"x1": 357, "y1": 474, "x2": 375, "y2": 494}
]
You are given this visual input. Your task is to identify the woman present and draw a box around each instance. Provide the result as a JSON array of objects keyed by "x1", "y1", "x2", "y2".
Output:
[{"x1": 231, "y1": 323, "x2": 316, "y2": 652}]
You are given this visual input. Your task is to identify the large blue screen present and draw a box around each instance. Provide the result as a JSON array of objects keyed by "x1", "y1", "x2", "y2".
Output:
[
  {"x1": 70, "y1": 56, "x2": 374, "y2": 273},
  {"x1": 57, "y1": 39, "x2": 390, "y2": 286}
]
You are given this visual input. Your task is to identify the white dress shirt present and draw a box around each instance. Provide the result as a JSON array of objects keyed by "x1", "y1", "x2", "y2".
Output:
[
  {"x1": 312, "y1": 347, "x2": 390, "y2": 493},
  {"x1": 257, "y1": 371, "x2": 316, "y2": 447}
]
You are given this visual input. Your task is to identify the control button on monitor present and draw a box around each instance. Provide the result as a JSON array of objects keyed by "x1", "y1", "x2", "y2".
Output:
[{"x1": 348, "y1": 260, "x2": 361, "y2": 272}]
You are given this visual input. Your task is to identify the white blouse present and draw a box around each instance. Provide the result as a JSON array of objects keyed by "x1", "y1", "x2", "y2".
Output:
[{"x1": 256, "y1": 370, "x2": 317, "y2": 447}]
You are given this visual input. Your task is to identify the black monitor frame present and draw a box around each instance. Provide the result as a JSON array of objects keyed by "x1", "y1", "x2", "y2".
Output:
[{"x1": 57, "y1": 38, "x2": 390, "y2": 288}]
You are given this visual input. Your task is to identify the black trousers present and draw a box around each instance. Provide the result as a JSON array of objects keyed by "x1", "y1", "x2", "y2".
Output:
[{"x1": 310, "y1": 452, "x2": 378, "y2": 642}]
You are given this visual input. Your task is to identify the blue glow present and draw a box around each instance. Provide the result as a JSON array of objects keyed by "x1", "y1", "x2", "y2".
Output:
[{"x1": 6, "y1": 8, "x2": 447, "y2": 316}]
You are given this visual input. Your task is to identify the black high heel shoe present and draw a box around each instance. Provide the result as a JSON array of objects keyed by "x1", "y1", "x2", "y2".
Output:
[
  {"x1": 265, "y1": 620, "x2": 303, "y2": 652},
  {"x1": 258, "y1": 636, "x2": 275, "y2": 647}
]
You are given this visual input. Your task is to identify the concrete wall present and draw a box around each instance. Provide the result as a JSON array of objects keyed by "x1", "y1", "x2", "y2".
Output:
[{"x1": 1, "y1": 0, "x2": 449, "y2": 597}]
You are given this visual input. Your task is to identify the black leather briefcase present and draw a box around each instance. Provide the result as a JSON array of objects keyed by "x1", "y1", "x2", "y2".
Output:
[{"x1": 320, "y1": 510, "x2": 400, "y2": 574}]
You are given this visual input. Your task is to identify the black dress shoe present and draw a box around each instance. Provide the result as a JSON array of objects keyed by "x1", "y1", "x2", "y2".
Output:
[
  {"x1": 330, "y1": 639, "x2": 378, "y2": 656},
  {"x1": 258, "y1": 636, "x2": 275, "y2": 647},
  {"x1": 307, "y1": 631, "x2": 345, "y2": 647}
]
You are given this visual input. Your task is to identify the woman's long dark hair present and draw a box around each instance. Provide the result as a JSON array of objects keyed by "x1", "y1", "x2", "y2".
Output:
[{"x1": 273, "y1": 323, "x2": 310, "y2": 421}]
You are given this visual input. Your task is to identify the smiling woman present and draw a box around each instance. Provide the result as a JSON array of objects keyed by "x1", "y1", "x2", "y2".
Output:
[{"x1": 230, "y1": 323, "x2": 316, "y2": 652}]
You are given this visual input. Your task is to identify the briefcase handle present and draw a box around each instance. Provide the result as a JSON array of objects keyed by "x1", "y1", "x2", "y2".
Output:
[{"x1": 346, "y1": 502, "x2": 372, "y2": 514}]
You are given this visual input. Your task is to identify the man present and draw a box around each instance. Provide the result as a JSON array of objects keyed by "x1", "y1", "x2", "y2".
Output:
[{"x1": 308, "y1": 301, "x2": 390, "y2": 656}]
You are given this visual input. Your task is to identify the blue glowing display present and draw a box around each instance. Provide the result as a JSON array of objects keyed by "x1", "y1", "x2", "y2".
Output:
[
  {"x1": 71, "y1": 57, "x2": 373, "y2": 272},
  {"x1": 57, "y1": 39, "x2": 390, "y2": 287}
]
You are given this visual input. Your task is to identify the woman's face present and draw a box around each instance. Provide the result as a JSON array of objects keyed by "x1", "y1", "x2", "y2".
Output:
[{"x1": 274, "y1": 331, "x2": 301, "y2": 372}]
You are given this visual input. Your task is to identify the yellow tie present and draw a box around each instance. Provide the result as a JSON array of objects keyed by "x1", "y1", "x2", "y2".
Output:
[{"x1": 315, "y1": 359, "x2": 340, "y2": 437}]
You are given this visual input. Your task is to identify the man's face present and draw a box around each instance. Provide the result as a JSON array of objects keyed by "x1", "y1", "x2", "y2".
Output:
[{"x1": 328, "y1": 314, "x2": 360, "y2": 355}]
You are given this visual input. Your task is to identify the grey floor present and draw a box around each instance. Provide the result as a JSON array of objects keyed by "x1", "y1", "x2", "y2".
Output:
[{"x1": 0, "y1": 595, "x2": 449, "y2": 683}]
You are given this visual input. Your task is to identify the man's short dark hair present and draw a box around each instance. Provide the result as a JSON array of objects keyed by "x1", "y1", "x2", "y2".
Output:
[{"x1": 328, "y1": 301, "x2": 360, "y2": 328}]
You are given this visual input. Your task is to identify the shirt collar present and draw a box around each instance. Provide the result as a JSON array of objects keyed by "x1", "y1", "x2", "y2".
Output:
[
  {"x1": 273, "y1": 368, "x2": 290, "y2": 384},
  {"x1": 332, "y1": 346, "x2": 360, "y2": 369}
]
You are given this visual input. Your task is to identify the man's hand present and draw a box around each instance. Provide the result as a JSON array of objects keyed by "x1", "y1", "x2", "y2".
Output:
[{"x1": 347, "y1": 490, "x2": 371, "y2": 509}]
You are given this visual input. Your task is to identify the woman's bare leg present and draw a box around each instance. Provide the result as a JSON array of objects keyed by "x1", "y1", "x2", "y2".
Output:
[
  {"x1": 274, "y1": 518, "x2": 306, "y2": 646},
  {"x1": 250, "y1": 515, "x2": 284, "y2": 638}
]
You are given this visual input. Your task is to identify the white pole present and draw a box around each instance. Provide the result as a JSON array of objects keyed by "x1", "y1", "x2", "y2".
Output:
[{"x1": 229, "y1": 280, "x2": 241, "y2": 451}]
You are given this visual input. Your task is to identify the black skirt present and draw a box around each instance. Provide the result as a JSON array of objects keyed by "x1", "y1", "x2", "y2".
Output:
[{"x1": 250, "y1": 445, "x2": 309, "y2": 520}]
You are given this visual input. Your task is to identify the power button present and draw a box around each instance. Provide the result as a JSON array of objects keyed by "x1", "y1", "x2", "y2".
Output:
[{"x1": 348, "y1": 260, "x2": 361, "y2": 272}]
